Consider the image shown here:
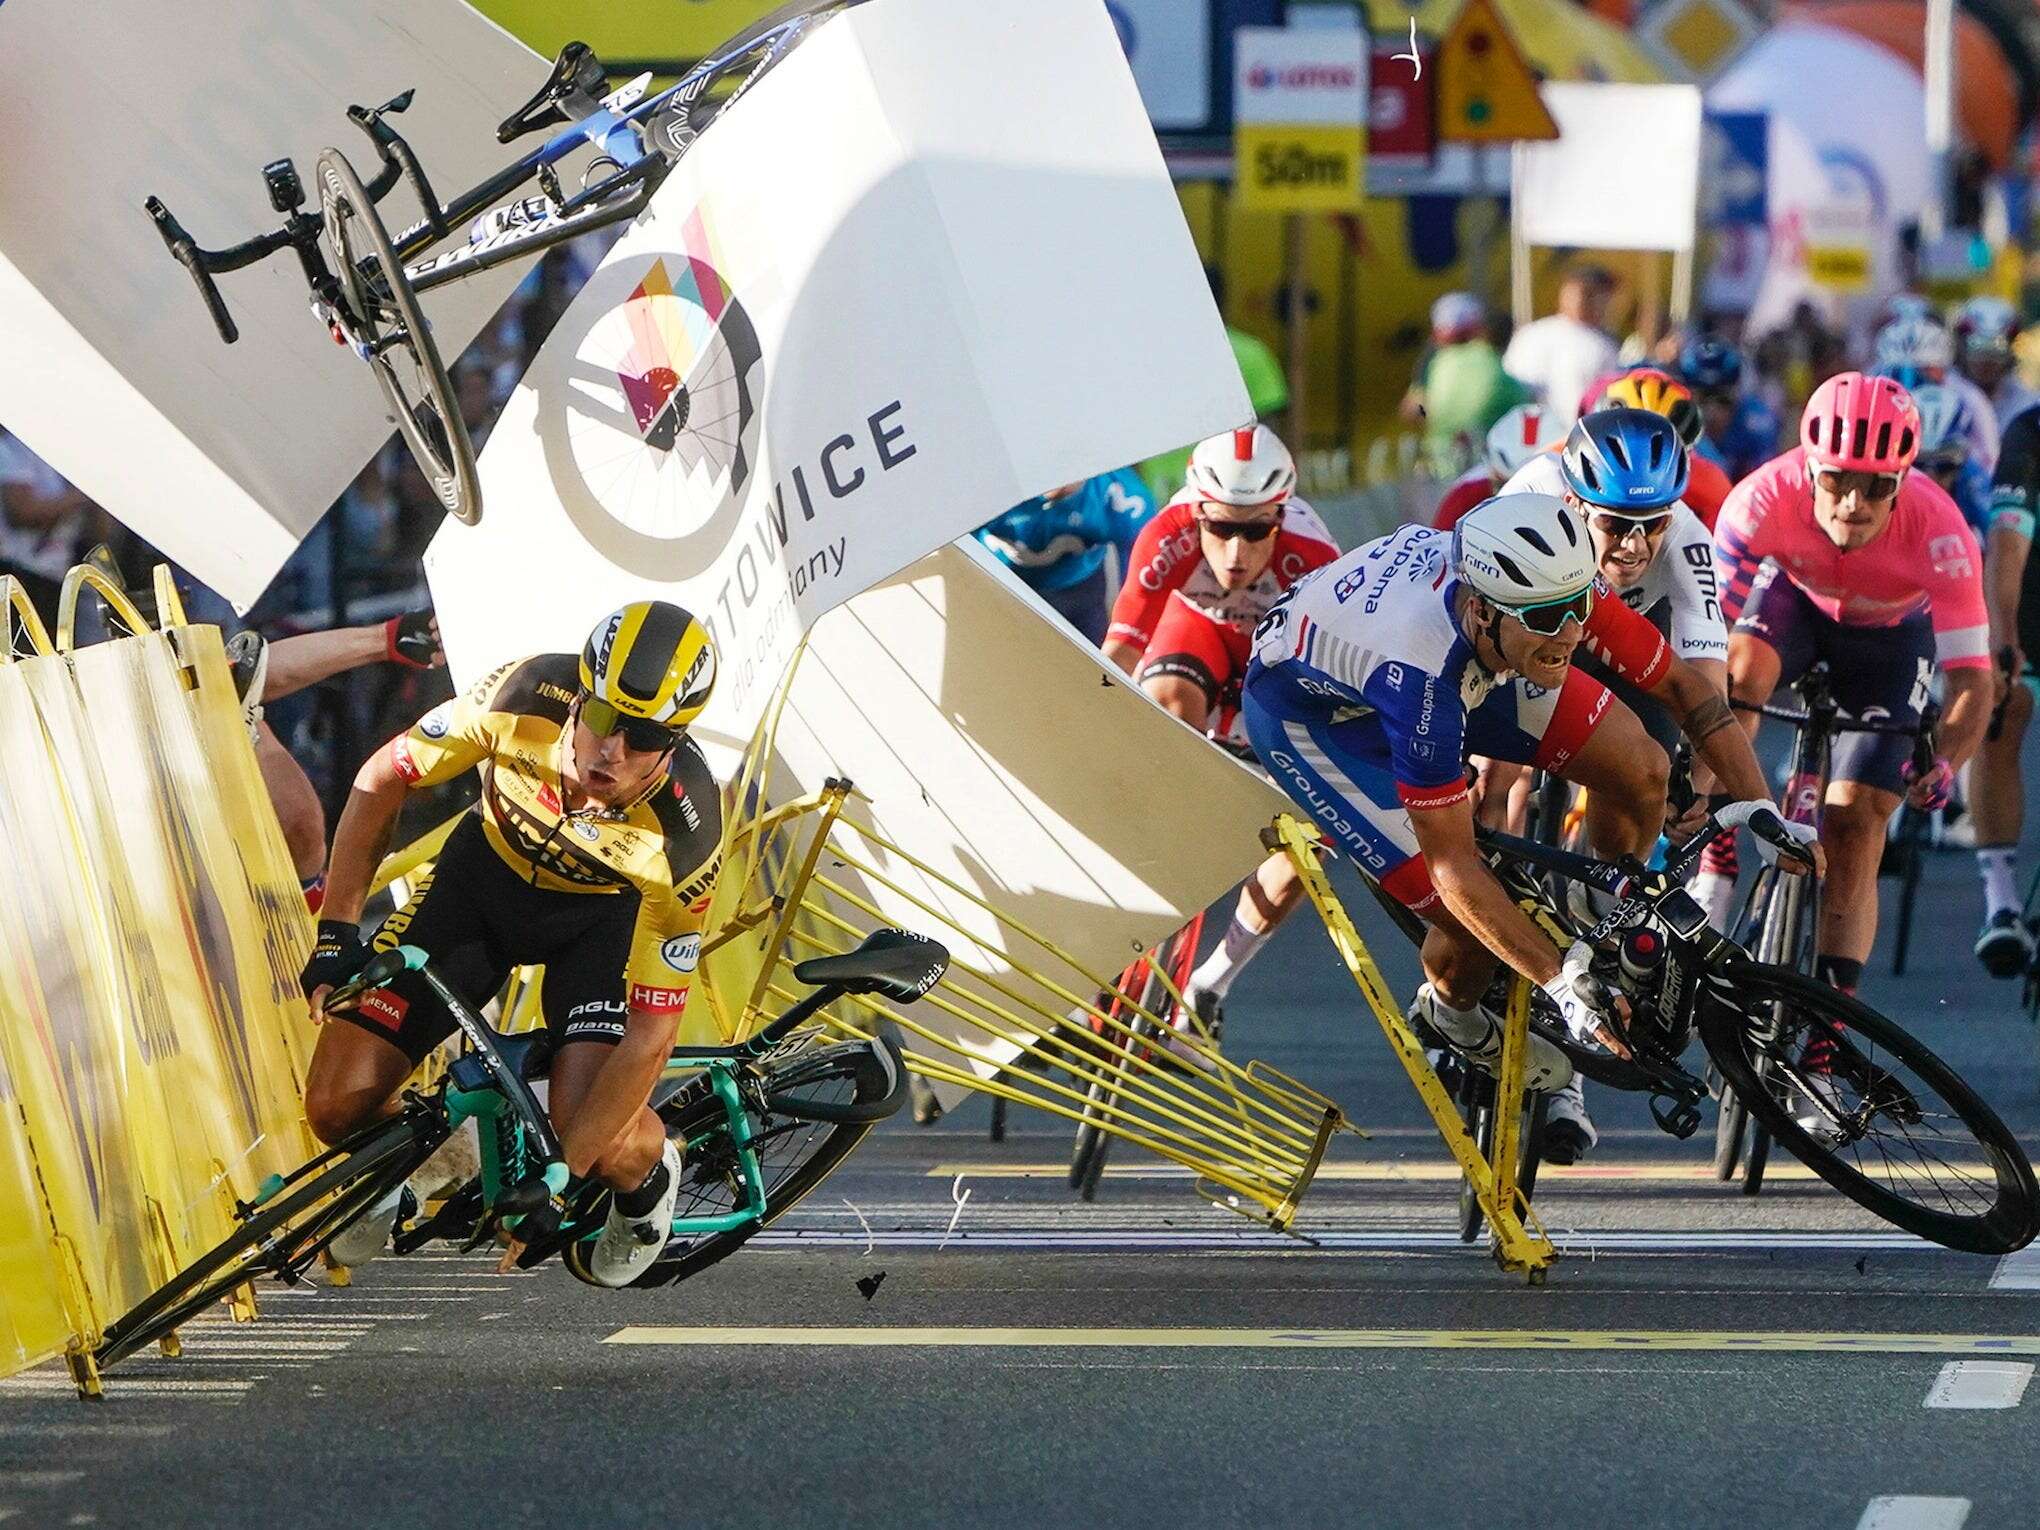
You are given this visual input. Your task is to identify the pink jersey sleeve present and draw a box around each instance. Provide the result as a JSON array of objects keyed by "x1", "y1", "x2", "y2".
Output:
[
  {"x1": 1904, "y1": 474, "x2": 1991, "y2": 670},
  {"x1": 1712, "y1": 452, "x2": 1794, "y2": 624},
  {"x1": 1107, "y1": 501, "x2": 1197, "y2": 650}
]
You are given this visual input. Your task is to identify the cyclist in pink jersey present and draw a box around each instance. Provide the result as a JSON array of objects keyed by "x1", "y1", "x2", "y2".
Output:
[{"x1": 1701, "y1": 372, "x2": 1993, "y2": 996}]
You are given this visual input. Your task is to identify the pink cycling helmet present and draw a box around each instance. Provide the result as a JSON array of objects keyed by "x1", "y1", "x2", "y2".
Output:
[{"x1": 1800, "y1": 371, "x2": 1920, "y2": 473}]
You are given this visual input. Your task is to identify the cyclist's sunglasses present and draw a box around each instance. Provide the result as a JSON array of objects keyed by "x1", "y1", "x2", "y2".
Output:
[
  {"x1": 1196, "y1": 512, "x2": 1282, "y2": 542},
  {"x1": 1494, "y1": 585, "x2": 1595, "y2": 637},
  {"x1": 1814, "y1": 467, "x2": 1903, "y2": 502},
  {"x1": 1588, "y1": 509, "x2": 1672, "y2": 539},
  {"x1": 578, "y1": 695, "x2": 678, "y2": 752}
]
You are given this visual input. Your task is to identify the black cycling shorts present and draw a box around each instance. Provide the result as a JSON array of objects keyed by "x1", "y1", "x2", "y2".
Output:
[{"x1": 335, "y1": 814, "x2": 639, "y2": 1066}]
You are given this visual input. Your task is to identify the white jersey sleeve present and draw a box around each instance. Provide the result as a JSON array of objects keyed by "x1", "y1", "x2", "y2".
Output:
[
  {"x1": 1497, "y1": 452, "x2": 1567, "y2": 499},
  {"x1": 1653, "y1": 504, "x2": 1728, "y2": 662}
]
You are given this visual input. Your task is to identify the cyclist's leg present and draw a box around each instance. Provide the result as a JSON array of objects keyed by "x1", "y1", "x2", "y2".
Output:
[
  {"x1": 1136, "y1": 592, "x2": 1228, "y2": 732},
  {"x1": 1972, "y1": 679, "x2": 2035, "y2": 972},
  {"x1": 1817, "y1": 616, "x2": 1935, "y2": 991},
  {"x1": 535, "y1": 897, "x2": 666, "y2": 1193}
]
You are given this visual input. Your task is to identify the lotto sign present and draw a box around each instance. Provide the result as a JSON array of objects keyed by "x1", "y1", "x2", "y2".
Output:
[
  {"x1": 1233, "y1": 27, "x2": 1365, "y2": 210},
  {"x1": 1807, "y1": 245, "x2": 1871, "y2": 292}
]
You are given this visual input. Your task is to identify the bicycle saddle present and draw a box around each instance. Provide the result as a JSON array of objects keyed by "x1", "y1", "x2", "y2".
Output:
[
  {"x1": 794, "y1": 929, "x2": 950, "y2": 1003},
  {"x1": 450, "y1": 1028, "x2": 553, "y2": 1088},
  {"x1": 497, "y1": 41, "x2": 610, "y2": 145}
]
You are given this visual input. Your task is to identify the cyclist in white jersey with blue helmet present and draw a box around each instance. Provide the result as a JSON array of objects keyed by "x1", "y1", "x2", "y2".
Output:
[{"x1": 1242, "y1": 494, "x2": 1820, "y2": 1101}]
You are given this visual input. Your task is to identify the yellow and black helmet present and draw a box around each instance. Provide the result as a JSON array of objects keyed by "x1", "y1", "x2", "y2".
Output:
[{"x1": 579, "y1": 600, "x2": 717, "y2": 728}]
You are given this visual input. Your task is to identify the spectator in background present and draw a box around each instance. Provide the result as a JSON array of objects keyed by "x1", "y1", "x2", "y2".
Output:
[
  {"x1": 0, "y1": 428, "x2": 103, "y2": 626},
  {"x1": 1502, "y1": 263, "x2": 1619, "y2": 429},
  {"x1": 1140, "y1": 264, "x2": 1290, "y2": 502},
  {"x1": 974, "y1": 469, "x2": 1155, "y2": 643},
  {"x1": 1401, "y1": 292, "x2": 1530, "y2": 479}
]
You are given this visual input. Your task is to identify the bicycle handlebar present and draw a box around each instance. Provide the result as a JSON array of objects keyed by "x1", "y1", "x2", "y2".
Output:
[
  {"x1": 144, "y1": 196, "x2": 239, "y2": 343},
  {"x1": 346, "y1": 91, "x2": 450, "y2": 240}
]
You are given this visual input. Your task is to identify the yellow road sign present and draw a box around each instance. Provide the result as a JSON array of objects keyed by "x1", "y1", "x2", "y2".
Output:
[
  {"x1": 1436, "y1": 0, "x2": 1559, "y2": 144},
  {"x1": 1235, "y1": 124, "x2": 1366, "y2": 212}
]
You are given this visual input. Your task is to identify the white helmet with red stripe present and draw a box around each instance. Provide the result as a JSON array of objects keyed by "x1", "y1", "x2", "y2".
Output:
[
  {"x1": 1484, "y1": 404, "x2": 1564, "y2": 480},
  {"x1": 1186, "y1": 425, "x2": 1297, "y2": 507}
]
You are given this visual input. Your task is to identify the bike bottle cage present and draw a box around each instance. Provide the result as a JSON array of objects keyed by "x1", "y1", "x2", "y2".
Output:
[{"x1": 498, "y1": 42, "x2": 611, "y2": 144}]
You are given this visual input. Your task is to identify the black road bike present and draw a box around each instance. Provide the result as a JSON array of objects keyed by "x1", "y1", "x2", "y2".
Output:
[
  {"x1": 1713, "y1": 665, "x2": 1936, "y2": 1192},
  {"x1": 145, "y1": 0, "x2": 862, "y2": 525},
  {"x1": 93, "y1": 926, "x2": 943, "y2": 1370},
  {"x1": 1366, "y1": 803, "x2": 2037, "y2": 1256}
]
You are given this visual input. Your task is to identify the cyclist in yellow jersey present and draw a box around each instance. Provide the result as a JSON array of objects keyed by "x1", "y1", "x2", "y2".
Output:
[{"x1": 298, "y1": 600, "x2": 723, "y2": 1287}]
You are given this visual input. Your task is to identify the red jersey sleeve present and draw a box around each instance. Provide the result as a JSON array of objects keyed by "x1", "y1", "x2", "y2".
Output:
[
  {"x1": 1683, "y1": 455, "x2": 1730, "y2": 532},
  {"x1": 1107, "y1": 502, "x2": 1198, "y2": 650},
  {"x1": 1581, "y1": 579, "x2": 1672, "y2": 690},
  {"x1": 1432, "y1": 473, "x2": 1494, "y2": 531}
]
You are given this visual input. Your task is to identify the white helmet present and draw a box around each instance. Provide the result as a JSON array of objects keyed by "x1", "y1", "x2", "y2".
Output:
[
  {"x1": 1485, "y1": 404, "x2": 1565, "y2": 480},
  {"x1": 1452, "y1": 492, "x2": 1596, "y2": 607},
  {"x1": 1874, "y1": 315, "x2": 1954, "y2": 374},
  {"x1": 1954, "y1": 295, "x2": 2020, "y2": 352},
  {"x1": 1186, "y1": 425, "x2": 1296, "y2": 507}
]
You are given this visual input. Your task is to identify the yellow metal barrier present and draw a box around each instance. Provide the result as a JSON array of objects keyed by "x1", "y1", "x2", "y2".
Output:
[
  {"x1": 1268, "y1": 813, "x2": 1554, "y2": 1280},
  {"x1": 0, "y1": 562, "x2": 317, "y2": 1391}
]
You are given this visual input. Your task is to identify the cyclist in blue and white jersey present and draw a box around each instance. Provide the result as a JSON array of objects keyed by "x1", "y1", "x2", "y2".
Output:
[
  {"x1": 1243, "y1": 495, "x2": 1817, "y2": 1100},
  {"x1": 1875, "y1": 315, "x2": 1999, "y2": 473},
  {"x1": 1953, "y1": 296, "x2": 2038, "y2": 431},
  {"x1": 973, "y1": 468, "x2": 1155, "y2": 643},
  {"x1": 1911, "y1": 382, "x2": 1993, "y2": 542}
]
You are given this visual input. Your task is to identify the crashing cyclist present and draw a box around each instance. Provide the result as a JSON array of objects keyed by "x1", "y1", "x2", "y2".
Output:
[
  {"x1": 1242, "y1": 493, "x2": 1814, "y2": 1112},
  {"x1": 1431, "y1": 403, "x2": 1566, "y2": 532},
  {"x1": 1695, "y1": 375, "x2": 1993, "y2": 1018},
  {"x1": 299, "y1": 600, "x2": 724, "y2": 1288},
  {"x1": 1677, "y1": 336, "x2": 1782, "y2": 484},
  {"x1": 1481, "y1": 409, "x2": 1727, "y2": 1160},
  {"x1": 973, "y1": 468, "x2": 1156, "y2": 643},
  {"x1": 1103, "y1": 425, "x2": 1339, "y2": 1038}
]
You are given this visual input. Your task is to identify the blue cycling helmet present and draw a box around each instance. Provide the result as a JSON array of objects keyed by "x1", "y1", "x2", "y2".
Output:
[
  {"x1": 1560, "y1": 407, "x2": 1690, "y2": 512},
  {"x1": 1678, "y1": 336, "x2": 1743, "y2": 392}
]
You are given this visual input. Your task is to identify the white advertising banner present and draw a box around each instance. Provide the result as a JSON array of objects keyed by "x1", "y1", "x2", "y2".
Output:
[
  {"x1": 0, "y1": 0, "x2": 539, "y2": 608},
  {"x1": 772, "y1": 540, "x2": 1289, "y2": 1102},
  {"x1": 1109, "y1": 0, "x2": 1213, "y2": 131},
  {"x1": 1513, "y1": 84, "x2": 1704, "y2": 253},
  {"x1": 426, "y1": 0, "x2": 1247, "y2": 749},
  {"x1": 1233, "y1": 26, "x2": 1370, "y2": 126}
]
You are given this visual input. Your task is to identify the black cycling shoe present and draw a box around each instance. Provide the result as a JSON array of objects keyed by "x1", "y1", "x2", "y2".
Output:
[{"x1": 1976, "y1": 910, "x2": 2034, "y2": 980}]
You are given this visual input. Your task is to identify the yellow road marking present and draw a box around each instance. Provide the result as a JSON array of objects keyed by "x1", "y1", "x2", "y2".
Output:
[
  {"x1": 604, "y1": 1327, "x2": 2040, "y2": 1355},
  {"x1": 923, "y1": 1161, "x2": 1832, "y2": 1183}
]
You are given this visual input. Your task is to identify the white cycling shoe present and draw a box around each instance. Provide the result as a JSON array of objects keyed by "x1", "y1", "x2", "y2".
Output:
[
  {"x1": 1543, "y1": 1076, "x2": 1597, "y2": 1164},
  {"x1": 582, "y1": 1138, "x2": 682, "y2": 1290},
  {"x1": 328, "y1": 1178, "x2": 411, "y2": 1269},
  {"x1": 1410, "y1": 984, "x2": 1572, "y2": 1093}
]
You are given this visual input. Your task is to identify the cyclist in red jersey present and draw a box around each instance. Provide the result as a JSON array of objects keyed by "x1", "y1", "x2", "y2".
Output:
[
  {"x1": 1699, "y1": 373, "x2": 1992, "y2": 1005},
  {"x1": 1104, "y1": 425, "x2": 1339, "y2": 1034},
  {"x1": 1432, "y1": 404, "x2": 1566, "y2": 532}
]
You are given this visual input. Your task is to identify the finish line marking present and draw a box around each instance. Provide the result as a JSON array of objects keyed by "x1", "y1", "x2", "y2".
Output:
[
  {"x1": 923, "y1": 1161, "x2": 1830, "y2": 1182},
  {"x1": 604, "y1": 1327, "x2": 2040, "y2": 1355},
  {"x1": 749, "y1": 1228, "x2": 1946, "y2": 1253}
]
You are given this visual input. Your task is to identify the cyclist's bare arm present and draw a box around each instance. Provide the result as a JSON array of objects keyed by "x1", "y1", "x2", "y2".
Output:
[
  {"x1": 559, "y1": 1005, "x2": 685, "y2": 1178},
  {"x1": 262, "y1": 618, "x2": 445, "y2": 700},
  {"x1": 1986, "y1": 518, "x2": 2029, "y2": 671},
  {"x1": 1407, "y1": 795, "x2": 1562, "y2": 987},
  {"x1": 1938, "y1": 664, "x2": 1994, "y2": 774},
  {"x1": 1648, "y1": 653, "x2": 1770, "y2": 804},
  {"x1": 320, "y1": 748, "x2": 412, "y2": 930}
]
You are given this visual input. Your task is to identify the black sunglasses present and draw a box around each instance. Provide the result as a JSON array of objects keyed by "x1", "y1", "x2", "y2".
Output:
[
  {"x1": 578, "y1": 695, "x2": 678, "y2": 752},
  {"x1": 1196, "y1": 515, "x2": 1281, "y2": 542}
]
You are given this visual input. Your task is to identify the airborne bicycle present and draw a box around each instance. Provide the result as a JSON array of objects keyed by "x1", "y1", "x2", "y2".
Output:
[
  {"x1": 93, "y1": 925, "x2": 944, "y2": 1370},
  {"x1": 144, "y1": 0, "x2": 864, "y2": 525}
]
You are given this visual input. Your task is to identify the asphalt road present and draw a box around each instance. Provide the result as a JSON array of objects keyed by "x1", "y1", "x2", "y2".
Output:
[{"x1": 6, "y1": 819, "x2": 2040, "y2": 1530}]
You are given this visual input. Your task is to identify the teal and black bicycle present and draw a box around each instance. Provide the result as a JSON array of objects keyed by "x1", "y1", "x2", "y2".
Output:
[{"x1": 93, "y1": 927, "x2": 945, "y2": 1368}]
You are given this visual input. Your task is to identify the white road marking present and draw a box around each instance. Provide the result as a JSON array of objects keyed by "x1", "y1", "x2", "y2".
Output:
[
  {"x1": 1923, "y1": 1361, "x2": 2032, "y2": 1409},
  {"x1": 0, "y1": 1473, "x2": 81, "y2": 1488},
  {"x1": 1855, "y1": 1497, "x2": 1970, "y2": 1530},
  {"x1": 749, "y1": 1228, "x2": 1944, "y2": 1253},
  {"x1": 1988, "y1": 1246, "x2": 2040, "y2": 1289}
]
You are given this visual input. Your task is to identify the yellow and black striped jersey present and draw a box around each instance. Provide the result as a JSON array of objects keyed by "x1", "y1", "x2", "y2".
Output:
[{"x1": 386, "y1": 653, "x2": 722, "y2": 1013}]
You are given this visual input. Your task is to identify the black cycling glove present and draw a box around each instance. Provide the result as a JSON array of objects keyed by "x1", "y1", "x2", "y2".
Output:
[
  {"x1": 384, "y1": 610, "x2": 444, "y2": 670},
  {"x1": 302, "y1": 919, "x2": 368, "y2": 998}
]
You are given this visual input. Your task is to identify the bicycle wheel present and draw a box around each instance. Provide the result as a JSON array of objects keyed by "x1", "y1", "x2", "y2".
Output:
[
  {"x1": 627, "y1": 1035, "x2": 907, "y2": 1288},
  {"x1": 95, "y1": 1112, "x2": 436, "y2": 1368},
  {"x1": 1740, "y1": 861, "x2": 1816, "y2": 1196},
  {"x1": 317, "y1": 148, "x2": 481, "y2": 525},
  {"x1": 1072, "y1": 929, "x2": 1188, "y2": 1202},
  {"x1": 1459, "y1": 1074, "x2": 1546, "y2": 1244},
  {"x1": 1698, "y1": 965, "x2": 2040, "y2": 1254}
]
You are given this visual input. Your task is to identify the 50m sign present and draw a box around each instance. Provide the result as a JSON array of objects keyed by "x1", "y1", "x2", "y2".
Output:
[{"x1": 1236, "y1": 126, "x2": 1364, "y2": 211}]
